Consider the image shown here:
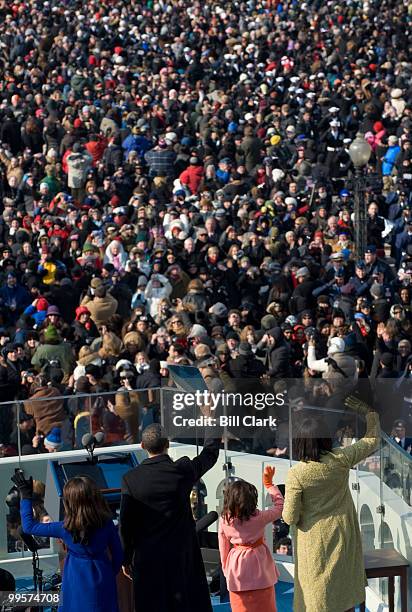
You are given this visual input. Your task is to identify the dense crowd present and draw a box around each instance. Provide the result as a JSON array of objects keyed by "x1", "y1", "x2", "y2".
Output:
[{"x1": 0, "y1": 0, "x2": 412, "y2": 457}]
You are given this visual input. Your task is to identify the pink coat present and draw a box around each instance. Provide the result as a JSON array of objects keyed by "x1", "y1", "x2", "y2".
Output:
[{"x1": 218, "y1": 484, "x2": 284, "y2": 592}]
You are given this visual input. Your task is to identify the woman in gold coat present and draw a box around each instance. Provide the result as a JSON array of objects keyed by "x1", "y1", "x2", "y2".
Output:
[{"x1": 283, "y1": 399, "x2": 380, "y2": 612}]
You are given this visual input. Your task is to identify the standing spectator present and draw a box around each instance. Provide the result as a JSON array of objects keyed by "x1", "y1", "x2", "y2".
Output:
[
  {"x1": 66, "y1": 143, "x2": 92, "y2": 202},
  {"x1": 23, "y1": 374, "x2": 68, "y2": 439},
  {"x1": 145, "y1": 139, "x2": 176, "y2": 178},
  {"x1": 81, "y1": 286, "x2": 118, "y2": 328}
]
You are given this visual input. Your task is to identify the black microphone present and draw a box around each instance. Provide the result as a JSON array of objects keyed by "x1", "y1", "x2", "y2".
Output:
[
  {"x1": 195, "y1": 511, "x2": 218, "y2": 533},
  {"x1": 17, "y1": 528, "x2": 39, "y2": 553},
  {"x1": 94, "y1": 432, "x2": 105, "y2": 445},
  {"x1": 81, "y1": 433, "x2": 94, "y2": 448},
  {"x1": 82, "y1": 433, "x2": 98, "y2": 464}
]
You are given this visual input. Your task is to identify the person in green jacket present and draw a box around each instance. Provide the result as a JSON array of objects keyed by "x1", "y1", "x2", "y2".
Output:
[
  {"x1": 39, "y1": 165, "x2": 62, "y2": 198},
  {"x1": 31, "y1": 325, "x2": 74, "y2": 378},
  {"x1": 283, "y1": 397, "x2": 380, "y2": 612}
]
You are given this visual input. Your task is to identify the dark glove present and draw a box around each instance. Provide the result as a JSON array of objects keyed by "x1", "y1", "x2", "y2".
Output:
[
  {"x1": 344, "y1": 394, "x2": 370, "y2": 416},
  {"x1": 11, "y1": 471, "x2": 33, "y2": 499}
]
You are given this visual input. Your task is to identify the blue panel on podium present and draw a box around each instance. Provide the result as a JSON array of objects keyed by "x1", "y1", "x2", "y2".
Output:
[
  {"x1": 45, "y1": 452, "x2": 138, "y2": 520},
  {"x1": 102, "y1": 461, "x2": 135, "y2": 490}
]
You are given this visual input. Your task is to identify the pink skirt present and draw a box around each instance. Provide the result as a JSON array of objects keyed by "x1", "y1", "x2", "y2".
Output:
[{"x1": 229, "y1": 586, "x2": 277, "y2": 612}]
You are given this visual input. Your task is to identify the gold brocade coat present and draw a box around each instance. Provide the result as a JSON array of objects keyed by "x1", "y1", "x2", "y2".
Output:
[{"x1": 283, "y1": 412, "x2": 380, "y2": 612}]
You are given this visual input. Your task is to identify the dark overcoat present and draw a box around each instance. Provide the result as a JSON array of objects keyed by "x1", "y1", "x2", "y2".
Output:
[{"x1": 120, "y1": 437, "x2": 220, "y2": 612}]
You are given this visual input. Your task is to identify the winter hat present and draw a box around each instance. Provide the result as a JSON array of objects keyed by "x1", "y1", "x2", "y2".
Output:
[
  {"x1": 267, "y1": 327, "x2": 283, "y2": 342},
  {"x1": 390, "y1": 304, "x2": 404, "y2": 318},
  {"x1": 209, "y1": 302, "x2": 228, "y2": 318},
  {"x1": 187, "y1": 324, "x2": 208, "y2": 338},
  {"x1": 44, "y1": 325, "x2": 59, "y2": 344},
  {"x1": 194, "y1": 344, "x2": 212, "y2": 359},
  {"x1": 327, "y1": 337, "x2": 346, "y2": 356},
  {"x1": 225, "y1": 331, "x2": 240, "y2": 341},
  {"x1": 83, "y1": 242, "x2": 96, "y2": 253},
  {"x1": 216, "y1": 343, "x2": 230, "y2": 354},
  {"x1": 123, "y1": 331, "x2": 143, "y2": 346},
  {"x1": 46, "y1": 305, "x2": 61, "y2": 317},
  {"x1": 75, "y1": 306, "x2": 90, "y2": 319},
  {"x1": 137, "y1": 276, "x2": 148, "y2": 287},
  {"x1": 77, "y1": 346, "x2": 98, "y2": 364},
  {"x1": 44, "y1": 427, "x2": 62, "y2": 450},
  {"x1": 115, "y1": 359, "x2": 134, "y2": 371},
  {"x1": 296, "y1": 266, "x2": 309, "y2": 278},
  {"x1": 238, "y1": 342, "x2": 252, "y2": 356},
  {"x1": 36, "y1": 298, "x2": 49, "y2": 311},
  {"x1": 261, "y1": 314, "x2": 277, "y2": 330}
]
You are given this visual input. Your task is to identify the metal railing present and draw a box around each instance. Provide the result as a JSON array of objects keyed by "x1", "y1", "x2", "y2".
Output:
[{"x1": 0, "y1": 385, "x2": 410, "y2": 609}]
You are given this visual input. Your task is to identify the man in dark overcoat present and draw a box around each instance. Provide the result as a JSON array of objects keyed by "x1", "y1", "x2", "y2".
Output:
[{"x1": 120, "y1": 422, "x2": 221, "y2": 612}]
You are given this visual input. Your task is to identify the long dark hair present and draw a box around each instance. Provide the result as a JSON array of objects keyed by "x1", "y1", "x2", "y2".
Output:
[
  {"x1": 63, "y1": 476, "x2": 111, "y2": 544},
  {"x1": 222, "y1": 480, "x2": 258, "y2": 524},
  {"x1": 293, "y1": 416, "x2": 333, "y2": 462}
]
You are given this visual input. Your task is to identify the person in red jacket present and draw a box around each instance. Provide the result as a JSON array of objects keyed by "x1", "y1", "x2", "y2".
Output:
[
  {"x1": 179, "y1": 156, "x2": 204, "y2": 194},
  {"x1": 85, "y1": 134, "x2": 108, "y2": 166}
]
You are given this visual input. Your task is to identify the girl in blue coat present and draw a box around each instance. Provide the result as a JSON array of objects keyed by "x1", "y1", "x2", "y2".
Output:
[{"x1": 12, "y1": 472, "x2": 123, "y2": 612}]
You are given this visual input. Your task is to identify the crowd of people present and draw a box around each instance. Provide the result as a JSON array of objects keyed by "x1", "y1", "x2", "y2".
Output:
[{"x1": 0, "y1": 0, "x2": 411, "y2": 458}]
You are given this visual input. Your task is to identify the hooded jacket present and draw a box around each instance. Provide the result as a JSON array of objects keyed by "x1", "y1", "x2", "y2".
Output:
[
  {"x1": 66, "y1": 151, "x2": 93, "y2": 188},
  {"x1": 307, "y1": 342, "x2": 358, "y2": 392},
  {"x1": 81, "y1": 293, "x2": 118, "y2": 327},
  {"x1": 264, "y1": 327, "x2": 292, "y2": 379},
  {"x1": 24, "y1": 385, "x2": 66, "y2": 435},
  {"x1": 179, "y1": 165, "x2": 204, "y2": 194},
  {"x1": 144, "y1": 274, "x2": 172, "y2": 317}
]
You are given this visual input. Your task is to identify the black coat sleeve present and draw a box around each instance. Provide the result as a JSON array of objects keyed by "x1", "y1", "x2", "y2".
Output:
[
  {"x1": 189, "y1": 432, "x2": 220, "y2": 482},
  {"x1": 119, "y1": 476, "x2": 136, "y2": 565}
]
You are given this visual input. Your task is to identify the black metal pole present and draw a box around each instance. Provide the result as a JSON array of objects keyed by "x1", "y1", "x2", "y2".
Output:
[{"x1": 354, "y1": 167, "x2": 367, "y2": 258}]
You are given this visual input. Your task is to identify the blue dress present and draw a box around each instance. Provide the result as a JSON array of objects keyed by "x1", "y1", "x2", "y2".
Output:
[{"x1": 20, "y1": 499, "x2": 123, "y2": 612}]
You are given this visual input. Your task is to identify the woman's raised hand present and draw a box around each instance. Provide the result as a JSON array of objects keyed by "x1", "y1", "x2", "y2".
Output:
[{"x1": 344, "y1": 394, "x2": 371, "y2": 416}]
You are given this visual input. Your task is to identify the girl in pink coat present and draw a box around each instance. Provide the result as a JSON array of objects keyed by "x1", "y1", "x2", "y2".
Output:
[{"x1": 218, "y1": 466, "x2": 284, "y2": 612}]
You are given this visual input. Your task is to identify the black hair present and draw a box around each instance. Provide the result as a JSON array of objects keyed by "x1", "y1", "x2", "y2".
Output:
[
  {"x1": 292, "y1": 416, "x2": 333, "y2": 462},
  {"x1": 142, "y1": 423, "x2": 169, "y2": 454}
]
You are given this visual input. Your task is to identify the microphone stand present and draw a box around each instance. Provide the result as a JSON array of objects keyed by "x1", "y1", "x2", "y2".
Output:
[
  {"x1": 85, "y1": 441, "x2": 97, "y2": 464},
  {"x1": 32, "y1": 548, "x2": 43, "y2": 594},
  {"x1": 18, "y1": 530, "x2": 44, "y2": 602}
]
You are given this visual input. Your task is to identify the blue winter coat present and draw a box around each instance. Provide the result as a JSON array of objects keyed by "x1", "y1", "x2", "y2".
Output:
[
  {"x1": 20, "y1": 499, "x2": 123, "y2": 612},
  {"x1": 23, "y1": 304, "x2": 47, "y2": 327},
  {"x1": 382, "y1": 145, "x2": 401, "y2": 176},
  {"x1": 122, "y1": 134, "x2": 152, "y2": 160}
]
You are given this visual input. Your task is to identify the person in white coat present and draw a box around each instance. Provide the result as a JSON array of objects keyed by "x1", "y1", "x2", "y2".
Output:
[
  {"x1": 144, "y1": 274, "x2": 172, "y2": 317},
  {"x1": 307, "y1": 335, "x2": 358, "y2": 399},
  {"x1": 66, "y1": 142, "x2": 92, "y2": 201}
]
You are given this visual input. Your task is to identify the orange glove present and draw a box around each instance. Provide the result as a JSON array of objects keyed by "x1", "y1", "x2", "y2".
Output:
[{"x1": 263, "y1": 466, "x2": 276, "y2": 489}]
